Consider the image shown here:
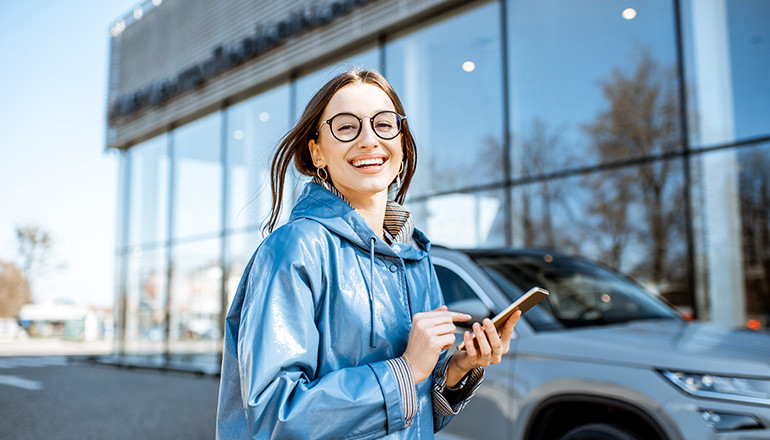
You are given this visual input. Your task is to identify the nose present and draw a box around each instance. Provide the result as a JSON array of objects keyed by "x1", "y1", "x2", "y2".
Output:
[{"x1": 356, "y1": 117, "x2": 379, "y2": 148}]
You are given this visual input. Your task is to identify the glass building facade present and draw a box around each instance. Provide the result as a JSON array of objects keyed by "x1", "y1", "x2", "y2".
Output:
[{"x1": 111, "y1": 0, "x2": 770, "y2": 368}]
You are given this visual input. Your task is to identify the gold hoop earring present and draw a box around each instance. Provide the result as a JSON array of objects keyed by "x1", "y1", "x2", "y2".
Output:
[{"x1": 316, "y1": 166, "x2": 328, "y2": 181}]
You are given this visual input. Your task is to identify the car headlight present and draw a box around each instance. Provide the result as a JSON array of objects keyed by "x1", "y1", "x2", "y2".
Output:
[{"x1": 660, "y1": 370, "x2": 770, "y2": 405}]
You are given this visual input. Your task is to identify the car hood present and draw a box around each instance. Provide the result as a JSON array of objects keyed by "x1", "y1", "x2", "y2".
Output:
[{"x1": 518, "y1": 319, "x2": 770, "y2": 376}]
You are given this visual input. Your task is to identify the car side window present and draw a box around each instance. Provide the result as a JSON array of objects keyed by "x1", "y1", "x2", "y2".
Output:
[{"x1": 434, "y1": 265, "x2": 479, "y2": 307}]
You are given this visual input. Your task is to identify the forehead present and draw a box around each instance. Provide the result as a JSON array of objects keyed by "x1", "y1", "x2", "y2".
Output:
[{"x1": 322, "y1": 83, "x2": 396, "y2": 118}]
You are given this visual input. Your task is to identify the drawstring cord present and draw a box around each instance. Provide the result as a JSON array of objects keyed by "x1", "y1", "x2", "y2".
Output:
[{"x1": 368, "y1": 236, "x2": 377, "y2": 348}]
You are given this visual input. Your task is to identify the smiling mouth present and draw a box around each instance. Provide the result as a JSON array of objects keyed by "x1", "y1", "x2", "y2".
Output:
[{"x1": 350, "y1": 157, "x2": 386, "y2": 168}]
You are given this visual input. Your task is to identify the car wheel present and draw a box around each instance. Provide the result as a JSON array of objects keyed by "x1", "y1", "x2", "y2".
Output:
[{"x1": 558, "y1": 423, "x2": 641, "y2": 440}]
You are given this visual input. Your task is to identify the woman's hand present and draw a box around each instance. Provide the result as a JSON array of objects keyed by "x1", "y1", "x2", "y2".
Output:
[
  {"x1": 446, "y1": 310, "x2": 522, "y2": 387},
  {"x1": 402, "y1": 306, "x2": 471, "y2": 384}
]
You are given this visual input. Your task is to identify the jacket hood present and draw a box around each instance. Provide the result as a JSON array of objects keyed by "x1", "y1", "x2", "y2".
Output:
[
  {"x1": 289, "y1": 182, "x2": 430, "y2": 262},
  {"x1": 288, "y1": 182, "x2": 430, "y2": 347},
  {"x1": 518, "y1": 319, "x2": 770, "y2": 377}
]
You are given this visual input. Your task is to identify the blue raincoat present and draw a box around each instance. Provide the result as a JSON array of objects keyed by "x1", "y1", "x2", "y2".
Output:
[{"x1": 216, "y1": 182, "x2": 477, "y2": 439}]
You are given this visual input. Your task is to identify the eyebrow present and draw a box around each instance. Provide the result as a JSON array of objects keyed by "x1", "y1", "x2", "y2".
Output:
[{"x1": 326, "y1": 109, "x2": 396, "y2": 118}]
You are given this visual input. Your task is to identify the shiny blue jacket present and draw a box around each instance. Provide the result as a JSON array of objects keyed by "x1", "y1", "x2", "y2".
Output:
[{"x1": 216, "y1": 182, "x2": 458, "y2": 439}]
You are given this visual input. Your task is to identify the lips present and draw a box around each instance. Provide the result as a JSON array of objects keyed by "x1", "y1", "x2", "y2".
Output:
[{"x1": 350, "y1": 157, "x2": 386, "y2": 168}]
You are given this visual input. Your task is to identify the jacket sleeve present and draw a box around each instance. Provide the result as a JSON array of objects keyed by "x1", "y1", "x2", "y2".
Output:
[{"x1": 236, "y1": 226, "x2": 407, "y2": 440}]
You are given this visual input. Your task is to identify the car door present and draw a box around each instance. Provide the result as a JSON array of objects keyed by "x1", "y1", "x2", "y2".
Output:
[{"x1": 432, "y1": 255, "x2": 519, "y2": 440}]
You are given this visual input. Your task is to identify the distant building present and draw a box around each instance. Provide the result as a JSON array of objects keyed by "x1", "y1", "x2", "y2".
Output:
[
  {"x1": 106, "y1": 0, "x2": 770, "y2": 368},
  {"x1": 17, "y1": 301, "x2": 108, "y2": 341}
]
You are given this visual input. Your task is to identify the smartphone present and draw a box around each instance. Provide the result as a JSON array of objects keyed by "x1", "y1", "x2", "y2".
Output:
[{"x1": 456, "y1": 287, "x2": 549, "y2": 351}]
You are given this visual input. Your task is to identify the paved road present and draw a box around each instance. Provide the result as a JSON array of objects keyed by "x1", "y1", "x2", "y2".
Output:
[{"x1": 0, "y1": 356, "x2": 220, "y2": 440}]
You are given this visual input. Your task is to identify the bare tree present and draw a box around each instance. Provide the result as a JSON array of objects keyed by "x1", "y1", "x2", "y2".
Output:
[
  {"x1": 582, "y1": 50, "x2": 684, "y2": 286},
  {"x1": 513, "y1": 119, "x2": 588, "y2": 254},
  {"x1": 740, "y1": 149, "x2": 770, "y2": 321},
  {"x1": 15, "y1": 225, "x2": 60, "y2": 298}
]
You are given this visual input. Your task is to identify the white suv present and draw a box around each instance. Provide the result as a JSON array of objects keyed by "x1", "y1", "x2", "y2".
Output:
[{"x1": 431, "y1": 247, "x2": 770, "y2": 440}]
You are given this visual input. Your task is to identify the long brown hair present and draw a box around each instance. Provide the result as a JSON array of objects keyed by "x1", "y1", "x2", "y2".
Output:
[{"x1": 264, "y1": 69, "x2": 417, "y2": 233}]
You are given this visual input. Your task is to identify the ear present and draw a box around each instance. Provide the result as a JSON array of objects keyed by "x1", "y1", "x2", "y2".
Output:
[{"x1": 308, "y1": 139, "x2": 324, "y2": 168}]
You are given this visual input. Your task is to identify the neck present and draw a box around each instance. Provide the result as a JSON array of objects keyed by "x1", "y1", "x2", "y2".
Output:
[{"x1": 341, "y1": 189, "x2": 388, "y2": 239}]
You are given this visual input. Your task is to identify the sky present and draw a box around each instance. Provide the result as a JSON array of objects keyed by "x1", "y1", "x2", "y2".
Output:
[{"x1": 0, "y1": 1, "x2": 141, "y2": 307}]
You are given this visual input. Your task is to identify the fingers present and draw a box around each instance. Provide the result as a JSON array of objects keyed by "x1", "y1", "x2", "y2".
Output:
[
  {"x1": 499, "y1": 310, "x2": 521, "y2": 345},
  {"x1": 473, "y1": 321, "x2": 492, "y2": 358},
  {"x1": 461, "y1": 317, "x2": 507, "y2": 364},
  {"x1": 462, "y1": 331, "x2": 477, "y2": 357},
  {"x1": 416, "y1": 308, "x2": 471, "y2": 325},
  {"x1": 483, "y1": 319, "x2": 504, "y2": 359}
]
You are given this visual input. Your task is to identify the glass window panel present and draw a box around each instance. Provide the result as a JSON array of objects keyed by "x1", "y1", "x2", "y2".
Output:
[
  {"x1": 727, "y1": 0, "x2": 770, "y2": 140},
  {"x1": 407, "y1": 188, "x2": 507, "y2": 249},
  {"x1": 386, "y1": 3, "x2": 505, "y2": 196},
  {"x1": 736, "y1": 143, "x2": 770, "y2": 326},
  {"x1": 293, "y1": 47, "x2": 380, "y2": 121},
  {"x1": 124, "y1": 246, "x2": 167, "y2": 356},
  {"x1": 172, "y1": 112, "x2": 223, "y2": 239},
  {"x1": 511, "y1": 159, "x2": 690, "y2": 312},
  {"x1": 116, "y1": 151, "x2": 130, "y2": 251},
  {"x1": 227, "y1": 84, "x2": 291, "y2": 231},
  {"x1": 169, "y1": 238, "x2": 222, "y2": 360},
  {"x1": 508, "y1": 0, "x2": 681, "y2": 178},
  {"x1": 128, "y1": 134, "x2": 169, "y2": 246}
]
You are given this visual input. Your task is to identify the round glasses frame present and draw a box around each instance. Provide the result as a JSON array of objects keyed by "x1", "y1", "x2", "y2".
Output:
[{"x1": 316, "y1": 111, "x2": 406, "y2": 143}]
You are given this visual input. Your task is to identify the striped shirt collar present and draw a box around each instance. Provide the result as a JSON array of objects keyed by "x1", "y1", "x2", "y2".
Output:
[{"x1": 312, "y1": 177, "x2": 415, "y2": 245}]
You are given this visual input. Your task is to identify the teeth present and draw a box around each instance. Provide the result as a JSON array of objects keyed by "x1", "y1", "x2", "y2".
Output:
[{"x1": 351, "y1": 158, "x2": 385, "y2": 167}]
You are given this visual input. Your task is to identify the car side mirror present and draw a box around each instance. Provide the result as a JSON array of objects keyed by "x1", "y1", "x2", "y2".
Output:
[{"x1": 446, "y1": 299, "x2": 493, "y2": 328}]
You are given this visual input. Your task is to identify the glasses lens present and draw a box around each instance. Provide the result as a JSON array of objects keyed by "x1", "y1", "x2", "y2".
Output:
[
  {"x1": 330, "y1": 114, "x2": 361, "y2": 142},
  {"x1": 373, "y1": 112, "x2": 400, "y2": 139}
]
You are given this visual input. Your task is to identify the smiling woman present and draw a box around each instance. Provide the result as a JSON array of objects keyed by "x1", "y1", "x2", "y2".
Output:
[{"x1": 215, "y1": 69, "x2": 523, "y2": 439}]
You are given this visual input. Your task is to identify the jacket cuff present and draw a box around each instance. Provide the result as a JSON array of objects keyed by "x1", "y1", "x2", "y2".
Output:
[
  {"x1": 432, "y1": 355, "x2": 485, "y2": 416},
  {"x1": 368, "y1": 360, "x2": 408, "y2": 434},
  {"x1": 384, "y1": 357, "x2": 417, "y2": 427}
]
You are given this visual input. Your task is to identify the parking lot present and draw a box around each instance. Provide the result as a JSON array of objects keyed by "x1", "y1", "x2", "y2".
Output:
[{"x1": 0, "y1": 356, "x2": 219, "y2": 440}]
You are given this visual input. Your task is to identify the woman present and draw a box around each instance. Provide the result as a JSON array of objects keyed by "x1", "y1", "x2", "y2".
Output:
[{"x1": 216, "y1": 69, "x2": 521, "y2": 439}]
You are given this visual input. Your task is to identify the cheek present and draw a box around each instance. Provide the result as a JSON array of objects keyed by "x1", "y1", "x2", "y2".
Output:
[{"x1": 391, "y1": 140, "x2": 405, "y2": 163}]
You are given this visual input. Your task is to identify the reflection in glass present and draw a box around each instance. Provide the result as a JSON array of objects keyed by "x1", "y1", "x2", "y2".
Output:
[
  {"x1": 387, "y1": 2, "x2": 504, "y2": 197},
  {"x1": 128, "y1": 135, "x2": 169, "y2": 247},
  {"x1": 507, "y1": 0, "x2": 679, "y2": 177},
  {"x1": 737, "y1": 143, "x2": 770, "y2": 325},
  {"x1": 124, "y1": 246, "x2": 167, "y2": 356},
  {"x1": 727, "y1": 0, "x2": 770, "y2": 140},
  {"x1": 407, "y1": 189, "x2": 507, "y2": 248},
  {"x1": 169, "y1": 239, "x2": 221, "y2": 359},
  {"x1": 173, "y1": 112, "x2": 223, "y2": 239},
  {"x1": 227, "y1": 84, "x2": 290, "y2": 231},
  {"x1": 512, "y1": 159, "x2": 689, "y2": 307}
]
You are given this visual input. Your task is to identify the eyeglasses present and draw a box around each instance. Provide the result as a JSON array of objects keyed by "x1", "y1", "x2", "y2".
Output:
[{"x1": 317, "y1": 111, "x2": 406, "y2": 142}]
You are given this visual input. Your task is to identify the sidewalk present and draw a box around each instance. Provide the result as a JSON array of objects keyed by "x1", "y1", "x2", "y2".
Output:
[{"x1": 0, "y1": 337, "x2": 113, "y2": 357}]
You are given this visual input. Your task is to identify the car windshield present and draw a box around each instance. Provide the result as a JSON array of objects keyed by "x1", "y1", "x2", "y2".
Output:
[{"x1": 472, "y1": 252, "x2": 680, "y2": 331}]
